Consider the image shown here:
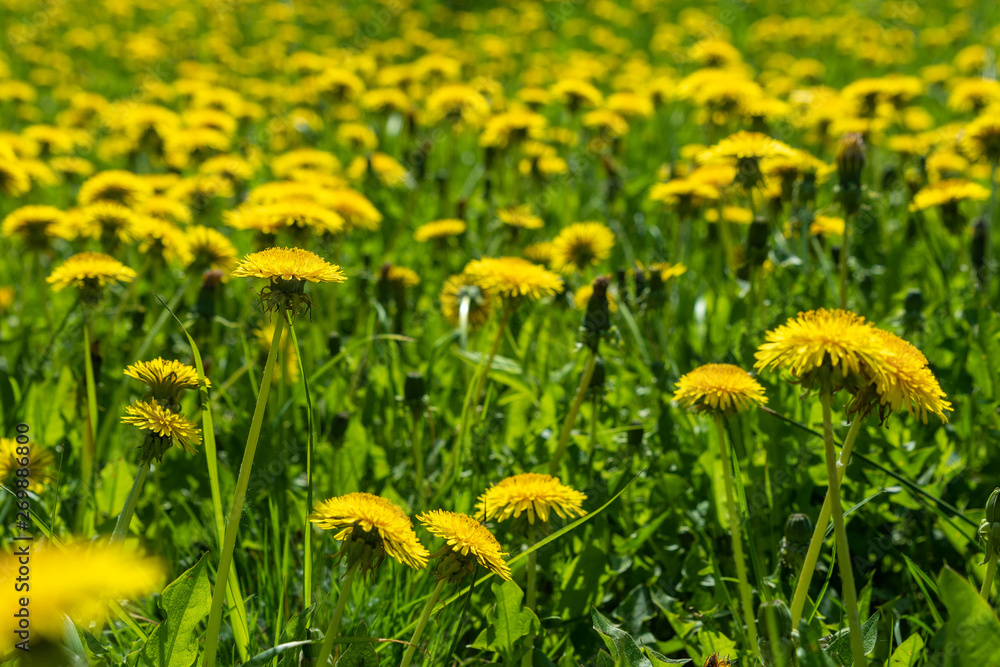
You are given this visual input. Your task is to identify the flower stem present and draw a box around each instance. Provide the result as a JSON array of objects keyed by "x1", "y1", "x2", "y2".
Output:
[
  {"x1": 789, "y1": 416, "x2": 862, "y2": 627},
  {"x1": 110, "y1": 460, "x2": 149, "y2": 544},
  {"x1": 202, "y1": 314, "x2": 285, "y2": 667},
  {"x1": 314, "y1": 560, "x2": 360, "y2": 667},
  {"x1": 289, "y1": 323, "x2": 315, "y2": 608},
  {"x1": 838, "y1": 213, "x2": 851, "y2": 309},
  {"x1": 820, "y1": 394, "x2": 865, "y2": 667},
  {"x1": 77, "y1": 317, "x2": 98, "y2": 533},
  {"x1": 400, "y1": 578, "x2": 447, "y2": 667},
  {"x1": 523, "y1": 526, "x2": 539, "y2": 667},
  {"x1": 714, "y1": 415, "x2": 757, "y2": 652},
  {"x1": 470, "y1": 305, "x2": 512, "y2": 415},
  {"x1": 982, "y1": 557, "x2": 997, "y2": 601},
  {"x1": 548, "y1": 351, "x2": 598, "y2": 476}
]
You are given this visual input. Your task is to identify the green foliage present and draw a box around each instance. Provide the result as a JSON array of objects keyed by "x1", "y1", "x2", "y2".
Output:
[{"x1": 140, "y1": 554, "x2": 212, "y2": 667}]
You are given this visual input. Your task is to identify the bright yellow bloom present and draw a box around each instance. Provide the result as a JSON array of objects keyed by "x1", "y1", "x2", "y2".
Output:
[
  {"x1": 699, "y1": 131, "x2": 795, "y2": 165},
  {"x1": 380, "y1": 263, "x2": 420, "y2": 288},
  {"x1": 962, "y1": 114, "x2": 1000, "y2": 163},
  {"x1": 498, "y1": 204, "x2": 544, "y2": 230},
  {"x1": 476, "y1": 473, "x2": 587, "y2": 524},
  {"x1": 463, "y1": 257, "x2": 563, "y2": 300},
  {"x1": 77, "y1": 169, "x2": 152, "y2": 208},
  {"x1": 46, "y1": 252, "x2": 136, "y2": 292},
  {"x1": 414, "y1": 219, "x2": 467, "y2": 241},
  {"x1": 1, "y1": 205, "x2": 70, "y2": 247},
  {"x1": 440, "y1": 274, "x2": 493, "y2": 328},
  {"x1": 0, "y1": 437, "x2": 55, "y2": 493},
  {"x1": 186, "y1": 226, "x2": 238, "y2": 273},
  {"x1": 309, "y1": 492, "x2": 429, "y2": 570},
  {"x1": 0, "y1": 541, "x2": 164, "y2": 651},
  {"x1": 673, "y1": 364, "x2": 767, "y2": 414},
  {"x1": 909, "y1": 179, "x2": 989, "y2": 212},
  {"x1": 417, "y1": 510, "x2": 512, "y2": 581},
  {"x1": 551, "y1": 222, "x2": 616, "y2": 274},
  {"x1": 810, "y1": 215, "x2": 845, "y2": 237},
  {"x1": 867, "y1": 328, "x2": 952, "y2": 423},
  {"x1": 124, "y1": 358, "x2": 209, "y2": 399},
  {"x1": 232, "y1": 247, "x2": 347, "y2": 284},
  {"x1": 121, "y1": 398, "x2": 202, "y2": 455},
  {"x1": 755, "y1": 309, "x2": 885, "y2": 394}
]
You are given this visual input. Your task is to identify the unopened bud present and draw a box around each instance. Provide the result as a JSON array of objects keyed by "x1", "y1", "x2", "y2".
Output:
[
  {"x1": 327, "y1": 332, "x2": 342, "y2": 358},
  {"x1": 757, "y1": 599, "x2": 797, "y2": 667},
  {"x1": 779, "y1": 513, "x2": 813, "y2": 571},
  {"x1": 404, "y1": 371, "x2": 426, "y2": 405},
  {"x1": 972, "y1": 216, "x2": 987, "y2": 282},
  {"x1": 836, "y1": 133, "x2": 866, "y2": 190},
  {"x1": 627, "y1": 420, "x2": 643, "y2": 448},
  {"x1": 581, "y1": 275, "x2": 612, "y2": 351},
  {"x1": 328, "y1": 411, "x2": 350, "y2": 442}
]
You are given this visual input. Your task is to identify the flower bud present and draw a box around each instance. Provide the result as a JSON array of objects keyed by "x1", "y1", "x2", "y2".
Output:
[
  {"x1": 745, "y1": 217, "x2": 770, "y2": 268},
  {"x1": 836, "y1": 133, "x2": 866, "y2": 190},
  {"x1": 404, "y1": 371, "x2": 426, "y2": 405},
  {"x1": 981, "y1": 488, "x2": 1000, "y2": 565},
  {"x1": 581, "y1": 275, "x2": 612, "y2": 352},
  {"x1": 757, "y1": 599, "x2": 797, "y2": 667},
  {"x1": 779, "y1": 513, "x2": 813, "y2": 571},
  {"x1": 627, "y1": 420, "x2": 643, "y2": 448},
  {"x1": 587, "y1": 357, "x2": 605, "y2": 397},
  {"x1": 328, "y1": 411, "x2": 350, "y2": 443},
  {"x1": 971, "y1": 216, "x2": 987, "y2": 284},
  {"x1": 904, "y1": 288, "x2": 923, "y2": 316},
  {"x1": 327, "y1": 332, "x2": 342, "y2": 358}
]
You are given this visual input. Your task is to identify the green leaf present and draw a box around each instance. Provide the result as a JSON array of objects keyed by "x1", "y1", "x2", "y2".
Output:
[
  {"x1": 336, "y1": 622, "x2": 379, "y2": 666},
  {"x1": 471, "y1": 580, "x2": 540, "y2": 663},
  {"x1": 938, "y1": 566, "x2": 1000, "y2": 666},
  {"x1": 826, "y1": 611, "x2": 881, "y2": 665},
  {"x1": 242, "y1": 641, "x2": 313, "y2": 667},
  {"x1": 888, "y1": 634, "x2": 923, "y2": 667},
  {"x1": 591, "y1": 607, "x2": 653, "y2": 667},
  {"x1": 824, "y1": 610, "x2": 880, "y2": 666},
  {"x1": 645, "y1": 647, "x2": 692, "y2": 665},
  {"x1": 140, "y1": 554, "x2": 212, "y2": 667}
]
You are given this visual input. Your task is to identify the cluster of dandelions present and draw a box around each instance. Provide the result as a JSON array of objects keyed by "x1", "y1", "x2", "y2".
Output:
[
  {"x1": 307, "y1": 472, "x2": 586, "y2": 666},
  {"x1": 672, "y1": 307, "x2": 951, "y2": 667}
]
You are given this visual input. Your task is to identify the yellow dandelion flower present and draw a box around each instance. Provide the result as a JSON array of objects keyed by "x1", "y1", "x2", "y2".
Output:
[
  {"x1": 1, "y1": 205, "x2": 70, "y2": 248},
  {"x1": 414, "y1": 219, "x2": 467, "y2": 242},
  {"x1": 523, "y1": 241, "x2": 556, "y2": 265},
  {"x1": 810, "y1": 215, "x2": 845, "y2": 237},
  {"x1": 0, "y1": 437, "x2": 56, "y2": 493},
  {"x1": 463, "y1": 257, "x2": 563, "y2": 300},
  {"x1": 698, "y1": 131, "x2": 795, "y2": 189},
  {"x1": 379, "y1": 263, "x2": 420, "y2": 288},
  {"x1": 121, "y1": 398, "x2": 202, "y2": 459},
  {"x1": 77, "y1": 169, "x2": 152, "y2": 208},
  {"x1": 0, "y1": 159, "x2": 32, "y2": 197},
  {"x1": 476, "y1": 473, "x2": 587, "y2": 525},
  {"x1": 309, "y1": 492, "x2": 428, "y2": 570},
  {"x1": 574, "y1": 283, "x2": 619, "y2": 312},
  {"x1": 909, "y1": 179, "x2": 989, "y2": 212},
  {"x1": 754, "y1": 308, "x2": 886, "y2": 394},
  {"x1": 673, "y1": 364, "x2": 767, "y2": 414},
  {"x1": 78, "y1": 202, "x2": 140, "y2": 246},
  {"x1": 417, "y1": 510, "x2": 512, "y2": 581},
  {"x1": 551, "y1": 222, "x2": 616, "y2": 274},
  {"x1": 132, "y1": 218, "x2": 191, "y2": 265},
  {"x1": 0, "y1": 541, "x2": 164, "y2": 651},
  {"x1": 49, "y1": 156, "x2": 95, "y2": 179},
  {"x1": 866, "y1": 328, "x2": 952, "y2": 423},
  {"x1": 322, "y1": 189, "x2": 383, "y2": 232},
  {"x1": 123, "y1": 358, "x2": 209, "y2": 400},
  {"x1": 480, "y1": 108, "x2": 548, "y2": 148},
  {"x1": 186, "y1": 226, "x2": 238, "y2": 274},
  {"x1": 46, "y1": 252, "x2": 136, "y2": 292},
  {"x1": 962, "y1": 114, "x2": 1000, "y2": 163},
  {"x1": 498, "y1": 204, "x2": 544, "y2": 230},
  {"x1": 440, "y1": 274, "x2": 493, "y2": 328},
  {"x1": 232, "y1": 247, "x2": 347, "y2": 284}
]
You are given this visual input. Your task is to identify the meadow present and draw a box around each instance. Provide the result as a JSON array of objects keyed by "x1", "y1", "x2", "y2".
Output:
[{"x1": 1, "y1": 0, "x2": 1000, "y2": 665}]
